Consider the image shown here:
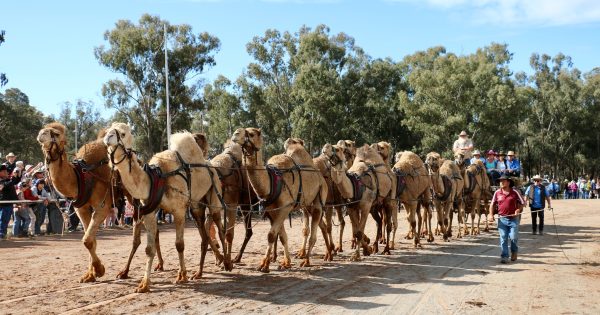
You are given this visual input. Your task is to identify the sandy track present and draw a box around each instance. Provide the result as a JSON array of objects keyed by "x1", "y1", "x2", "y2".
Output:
[{"x1": 1, "y1": 199, "x2": 599, "y2": 314}]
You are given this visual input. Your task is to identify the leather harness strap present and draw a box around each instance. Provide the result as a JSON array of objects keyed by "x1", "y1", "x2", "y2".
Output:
[{"x1": 70, "y1": 159, "x2": 108, "y2": 208}]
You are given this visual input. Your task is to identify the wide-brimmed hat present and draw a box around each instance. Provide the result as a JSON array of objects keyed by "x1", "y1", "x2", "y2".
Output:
[
  {"x1": 5, "y1": 152, "x2": 16, "y2": 159},
  {"x1": 507, "y1": 151, "x2": 515, "y2": 156},
  {"x1": 486, "y1": 149, "x2": 496, "y2": 156},
  {"x1": 499, "y1": 174, "x2": 515, "y2": 186},
  {"x1": 498, "y1": 151, "x2": 506, "y2": 156},
  {"x1": 459, "y1": 130, "x2": 468, "y2": 136},
  {"x1": 473, "y1": 150, "x2": 481, "y2": 155},
  {"x1": 532, "y1": 175, "x2": 542, "y2": 181}
]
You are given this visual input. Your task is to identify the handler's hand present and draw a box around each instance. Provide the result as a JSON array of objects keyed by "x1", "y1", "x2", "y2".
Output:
[{"x1": 515, "y1": 209, "x2": 522, "y2": 215}]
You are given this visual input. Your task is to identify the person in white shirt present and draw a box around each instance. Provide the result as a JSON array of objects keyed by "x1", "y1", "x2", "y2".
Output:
[{"x1": 453, "y1": 130, "x2": 474, "y2": 165}]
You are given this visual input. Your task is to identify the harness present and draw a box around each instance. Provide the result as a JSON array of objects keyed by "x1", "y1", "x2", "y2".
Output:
[
  {"x1": 393, "y1": 169, "x2": 408, "y2": 197},
  {"x1": 137, "y1": 164, "x2": 167, "y2": 215},
  {"x1": 70, "y1": 159, "x2": 108, "y2": 208},
  {"x1": 347, "y1": 172, "x2": 366, "y2": 202},
  {"x1": 435, "y1": 174, "x2": 453, "y2": 201},
  {"x1": 463, "y1": 171, "x2": 477, "y2": 194}
]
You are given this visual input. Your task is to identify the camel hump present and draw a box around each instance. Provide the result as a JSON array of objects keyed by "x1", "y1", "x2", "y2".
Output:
[
  {"x1": 169, "y1": 131, "x2": 205, "y2": 163},
  {"x1": 192, "y1": 133, "x2": 209, "y2": 158},
  {"x1": 77, "y1": 140, "x2": 108, "y2": 165},
  {"x1": 394, "y1": 151, "x2": 424, "y2": 171}
]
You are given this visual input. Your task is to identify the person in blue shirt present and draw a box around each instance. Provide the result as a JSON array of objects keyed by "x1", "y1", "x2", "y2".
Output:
[
  {"x1": 470, "y1": 150, "x2": 485, "y2": 165},
  {"x1": 506, "y1": 151, "x2": 521, "y2": 177},
  {"x1": 524, "y1": 175, "x2": 552, "y2": 235}
]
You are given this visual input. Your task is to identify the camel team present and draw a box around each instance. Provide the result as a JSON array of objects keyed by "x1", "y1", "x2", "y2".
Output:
[{"x1": 34, "y1": 122, "x2": 521, "y2": 292}]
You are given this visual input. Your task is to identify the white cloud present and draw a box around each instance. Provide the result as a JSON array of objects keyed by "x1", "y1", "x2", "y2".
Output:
[{"x1": 391, "y1": 0, "x2": 600, "y2": 26}]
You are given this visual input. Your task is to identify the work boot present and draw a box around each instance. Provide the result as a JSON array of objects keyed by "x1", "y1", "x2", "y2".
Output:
[
  {"x1": 532, "y1": 230, "x2": 537, "y2": 235},
  {"x1": 500, "y1": 257, "x2": 508, "y2": 264},
  {"x1": 511, "y1": 252, "x2": 517, "y2": 261}
]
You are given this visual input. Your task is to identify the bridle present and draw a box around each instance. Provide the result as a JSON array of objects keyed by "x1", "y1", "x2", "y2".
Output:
[
  {"x1": 241, "y1": 130, "x2": 260, "y2": 157},
  {"x1": 108, "y1": 130, "x2": 135, "y2": 171},
  {"x1": 43, "y1": 131, "x2": 65, "y2": 164}
]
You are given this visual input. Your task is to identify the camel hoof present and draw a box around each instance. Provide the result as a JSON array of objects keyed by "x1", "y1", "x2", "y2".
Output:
[
  {"x1": 335, "y1": 246, "x2": 343, "y2": 253},
  {"x1": 382, "y1": 246, "x2": 391, "y2": 255},
  {"x1": 427, "y1": 235, "x2": 434, "y2": 243},
  {"x1": 116, "y1": 270, "x2": 129, "y2": 279},
  {"x1": 174, "y1": 273, "x2": 188, "y2": 284},
  {"x1": 232, "y1": 255, "x2": 242, "y2": 264},
  {"x1": 79, "y1": 272, "x2": 96, "y2": 283},
  {"x1": 135, "y1": 280, "x2": 150, "y2": 293},
  {"x1": 295, "y1": 250, "x2": 307, "y2": 259},
  {"x1": 300, "y1": 259, "x2": 311, "y2": 268},
  {"x1": 390, "y1": 241, "x2": 395, "y2": 250},
  {"x1": 350, "y1": 252, "x2": 361, "y2": 262},
  {"x1": 191, "y1": 271, "x2": 203, "y2": 280},
  {"x1": 93, "y1": 262, "x2": 105, "y2": 278},
  {"x1": 258, "y1": 258, "x2": 270, "y2": 273},
  {"x1": 154, "y1": 263, "x2": 164, "y2": 272},
  {"x1": 279, "y1": 258, "x2": 292, "y2": 270}
]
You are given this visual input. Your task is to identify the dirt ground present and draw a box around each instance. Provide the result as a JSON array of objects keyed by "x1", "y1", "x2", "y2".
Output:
[{"x1": 1, "y1": 199, "x2": 599, "y2": 315}]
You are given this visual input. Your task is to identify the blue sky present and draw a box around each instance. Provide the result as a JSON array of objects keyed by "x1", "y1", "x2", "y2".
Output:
[{"x1": 1, "y1": 0, "x2": 599, "y2": 118}]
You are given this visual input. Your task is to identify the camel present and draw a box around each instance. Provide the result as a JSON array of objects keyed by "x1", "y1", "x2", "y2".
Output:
[
  {"x1": 425, "y1": 152, "x2": 464, "y2": 241},
  {"x1": 313, "y1": 143, "x2": 347, "y2": 256},
  {"x1": 231, "y1": 128, "x2": 328, "y2": 272},
  {"x1": 207, "y1": 139, "x2": 259, "y2": 264},
  {"x1": 371, "y1": 142, "x2": 399, "y2": 251},
  {"x1": 347, "y1": 144, "x2": 395, "y2": 256},
  {"x1": 393, "y1": 151, "x2": 434, "y2": 247},
  {"x1": 325, "y1": 143, "x2": 377, "y2": 261},
  {"x1": 116, "y1": 133, "x2": 209, "y2": 280},
  {"x1": 463, "y1": 159, "x2": 490, "y2": 235},
  {"x1": 284, "y1": 138, "x2": 334, "y2": 262},
  {"x1": 103, "y1": 123, "x2": 230, "y2": 293},
  {"x1": 37, "y1": 122, "x2": 119, "y2": 283}
]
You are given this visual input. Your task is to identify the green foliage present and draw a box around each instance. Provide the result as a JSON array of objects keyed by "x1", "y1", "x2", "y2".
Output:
[
  {"x1": 0, "y1": 89, "x2": 45, "y2": 163},
  {"x1": 95, "y1": 14, "x2": 220, "y2": 157}
]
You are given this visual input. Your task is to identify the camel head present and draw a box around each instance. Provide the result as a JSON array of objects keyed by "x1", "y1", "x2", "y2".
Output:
[
  {"x1": 284, "y1": 137, "x2": 305, "y2": 151},
  {"x1": 425, "y1": 152, "x2": 442, "y2": 173},
  {"x1": 349, "y1": 144, "x2": 383, "y2": 175},
  {"x1": 193, "y1": 133, "x2": 209, "y2": 158},
  {"x1": 231, "y1": 127, "x2": 263, "y2": 156},
  {"x1": 103, "y1": 122, "x2": 134, "y2": 152},
  {"x1": 454, "y1": 151, "x2": 465, "y2": 166},
  {"x1": 223, "y1": 139, "x2": 243, "y2": 160},
  {"x1": 394, "y1": 151, "x2": 404, "y2": 163},
  {"x1": 37, "y1": 122, "x2": 67, "y2": 161},
  {"x1": 322, "y1": 143, "x2": 345, "y2": 168},
  {"x1": 372, "y1": 141, "x2": 392, "y2": 163}
]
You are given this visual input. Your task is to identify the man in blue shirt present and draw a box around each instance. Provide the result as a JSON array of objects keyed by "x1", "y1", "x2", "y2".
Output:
[
  {"x1": 524, "y1": 175, "x2": 552, "y2": 235},
  {"x1": 470, "y1": 150, "x2": 485, "y2": 165},
  {"x1": 506, "y1": 151, "x2": 521, "y2": 177}
]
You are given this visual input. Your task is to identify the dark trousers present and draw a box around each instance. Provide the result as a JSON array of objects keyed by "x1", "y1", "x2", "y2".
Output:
[
  {"x1": 68, "y1": 204, "x2": 80, "y2": 231},
  {"x1": 531, "y1": 207, "x2": 544, "y2": 232}
]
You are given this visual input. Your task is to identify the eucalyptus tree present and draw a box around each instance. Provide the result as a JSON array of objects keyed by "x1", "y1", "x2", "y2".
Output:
[
  {"x1": 95, "y1": 14, "x2": 220, "y2": 156},
  {"x1": 57, "y1": 100, "x2": 107, "y2": 156}
]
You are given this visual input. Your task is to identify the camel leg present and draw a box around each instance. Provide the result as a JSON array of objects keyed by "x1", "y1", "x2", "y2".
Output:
[
  {"x1": 190, "y1": 207, "x2": 210, "y2": 280},
  {"x1": 78, "y1": 206, "x2": 106, "y2": 283},
  {"x1": 318, "y1": 216, "x2": 333, "y2": 262},
  {"x1": 278, "y1": 224, "x2": 292, "y2": 269},
  {"x1": 116, "y1": 218, "x2": 142, "y2": 279},
  {"x1": 389, "y1": 202, "x2": 398, "y2": 250},
  {"x1": 259, "y1": 210, "x2": 287, "y2": 273},
  {"x1": 424, "y1": 201, "x2": 435, "y2": 243},
  {"x1": 154, "y1": 228, "x2": 165, "y2": 271},
  {"x1": 347, "y1": 207, "x2": 362, "y2": 262},
  {"x1": 470, "y1": 202, "x2": 477, "y2": 235},
  {"x1": 369, "y1": 207, "x2": 382, "y2": 254},
  {"x1": 204, "y1": 215, "x2": 220, "y2": 266},
  {"x1": 233, "y1": 209, "x2": 253, "y2": 263},
  {"x1": 359, "y1": 204, "x2": 372, "y2": 257},
  {"x1": 224, "y1": 204, "x2": 237, "y2": 266},
  {"x1": 323, "y1": 207, "x2": 335, "y2": 256},
  {"x1": 210, "y1": 206, "x2": 232, "y2": 271},
  {"x1": 296, "y1": 209, "x2": 310, "y2": 259},
  {"x1": 335, "y1": 207, "x2": 345, "y2": 253},
  {"x1": 381, "y1": 201, "x2": 395, "y2": 255},
  {"x1": 172, "y1": 213, "x2": 187, "y2": 284},
  {"x1": 301, "y1": 206, "x2": 323, "y2": 268},
  {"x1": 136, "y1": 212, "x2": 157, "y2": 293}
]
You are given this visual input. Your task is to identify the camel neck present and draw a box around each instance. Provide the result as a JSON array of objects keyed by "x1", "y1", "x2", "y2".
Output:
[
  {"x1": 331, "y1": 166, "x2": 354, "y2": 199},
  {"x1": 47, "y1": 151, "x2": 78, "y2": 198},
  {"x1": 110, "y1": 146, "x2": 150, "y2": 200},
  {"x1": 243, "y1": 150, "x2": 271, "y2": 199}
]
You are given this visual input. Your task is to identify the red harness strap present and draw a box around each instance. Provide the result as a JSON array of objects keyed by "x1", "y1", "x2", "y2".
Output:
[
  {"x1": 70, "y1": 161, "x2": 96, "y2": 208},
  {"x1": 138, "y1": 164, "x2": 167, "y2": 216}
]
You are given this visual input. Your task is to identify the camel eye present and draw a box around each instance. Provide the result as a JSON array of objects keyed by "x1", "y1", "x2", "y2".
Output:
[{"x1": 121, "y1": 133, "x2": 125, "y2": 137}]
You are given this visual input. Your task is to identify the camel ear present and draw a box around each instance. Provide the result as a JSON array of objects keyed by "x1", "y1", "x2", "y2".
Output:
[
  {"x1": 322, "y1": 143, "x2": 332, "y2": 155},
  {"x1": 256, "y1": 128, "x2": 262, "y2": 136},
  {"x1": 336, "y1": 140, "x2": 345, "y2": 147},
  {"x1": 298, "y1": 138, "x2": 304, "y2": 146}
]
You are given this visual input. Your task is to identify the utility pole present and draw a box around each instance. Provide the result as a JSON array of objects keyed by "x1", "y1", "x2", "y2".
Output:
[
  {"x1": 74, "y1": 120, "x2": 78, "y2": 154},
  {"x1": 164, "y1": 23, "x2": 171, "y2": 148}
]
